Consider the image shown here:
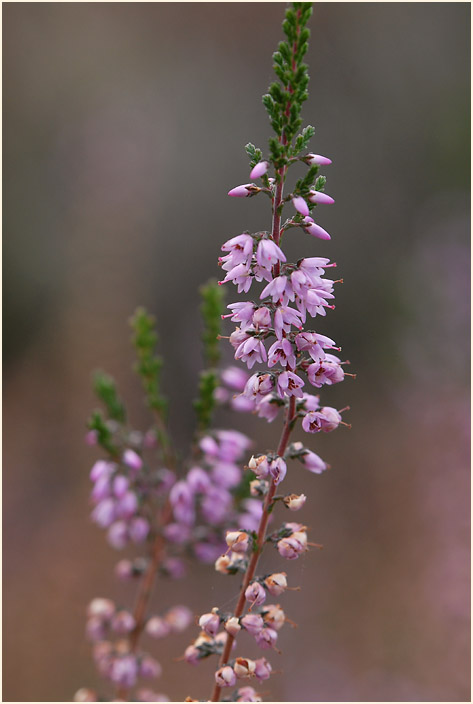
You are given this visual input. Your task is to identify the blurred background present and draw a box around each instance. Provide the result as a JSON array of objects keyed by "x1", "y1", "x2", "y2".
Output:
[{"x1": 3, "y1": 2, "x2": 470, "y2": 702}]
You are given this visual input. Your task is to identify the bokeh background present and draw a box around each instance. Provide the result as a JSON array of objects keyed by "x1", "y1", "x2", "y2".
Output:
[{"x1": 3, "y1": 2, "x2": 470, "y2": 702}]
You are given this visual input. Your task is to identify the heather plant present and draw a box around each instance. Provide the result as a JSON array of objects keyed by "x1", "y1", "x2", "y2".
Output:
[{"x1": 78, "y1": 3, "x2": 352, "y2": 702}]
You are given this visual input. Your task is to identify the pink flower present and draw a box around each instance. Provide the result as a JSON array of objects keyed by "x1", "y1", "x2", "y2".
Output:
[
  {"x1": 226, "y1": 530, "x2": 250, "y2": 553},
  {"x1": 199, "y1": 611, "x2": 220, "y2": 637},
  {"x1": 236, "y1": 686, "x2": 261, "y2": 702},
  {"x1": 241, "y1": 613, "x2": 264, "y2": 636},
  {"x1": 255, "y1": 394, "x2": 281, "y2": 423},
  {"x1": 267, "y1": 338, "x2": 296, "y2": 368},
  {"x1": 274, "y1": 305, "x2": 303, "y2": 339},
  {"x1": 269, "y1": 457, "x2": 287, "y2": 485},
  {"x1": 301, "y1": 410, "x2": 322, "y2": 433},
  {"x1": 254, "y1": 657, "x2": 272, "y2": 681},
  {"x1": 245, "y1": 581, "x2": 266, "y2": 607},
  {"x1": 111, "y1": 610, "x2": 136, "y2": 634},
  {"x1": 283, "y1": 493, "x2": 307, "y2": 510},
  {"x1": 252, "y1": 306, "x2": 272, "y2": 330},
  {"x1": 145, "y1": 616, "x2": 171, "y2": 639},
  {"x1": 220, "y1": 262, "x2": 253, "y2": 293},
  {"x1": 264, "y1": 572, "x2": 288, "y2": 596},
  {"x1": 277, "y1": 535, "x2": 305, "y2": 559},
  {"x1": 250, "y1": 161, "x2": 269, "y2": 179},
  {"x1": 256, "y1": 239, "x2": 286, "y2": 270},
  {"x1": 295, "y1": 332, "x2": 336, "y2": 362},
  {"x1": 306, "y1": 153, "x2": 332, "y2": 166},
  {"x1": 215, "y1": 665, "x2": 237, "y2": 687},
  {"x1": 276, "y1": 371, "x2": 304, "y2": 399},
  {"x1": 234, "y1": 337, "x2": 267, "y2": 369},
  {"x1": 260, "y1": 275, "x2": 288, "y2": 302},
  {"x1": 110, "y1": 655, "x2": 138, "y2": 688},
  {"x1": 227, "y1": 301, "x2": 255, "y2": 327},
  {"x1": 301, "y1": 450, "x2": 327, "y2": 474},
  {"x1": 317, "y1": 406, "x2": 343, "y2": 432},
  {"x1": 255, "y1": 627, "x2": 278, "y2": 650},
  {"x1": 243, "y1": 373, "x2": 274, "y2": 398},
  {"x1": 221, "y1": 365, "x2": 249, "y2": 391},
  {"x1": 307, "y1": 355, "x2": 344, "y2": 387},
  {"x1": 292, "y1": 195, "x2": 310, "y2": 216},
  {"x1": 309, "y1": 190, "x2": 334, "y2": 204},
  {"x1": 123, "y1": 449, "x2": 143, "y2": 471}
]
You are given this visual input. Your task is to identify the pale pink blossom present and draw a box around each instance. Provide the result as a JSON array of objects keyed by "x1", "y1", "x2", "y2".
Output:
[{"x1": 276, "y1": 370, "x2": 304, "y2": 399}]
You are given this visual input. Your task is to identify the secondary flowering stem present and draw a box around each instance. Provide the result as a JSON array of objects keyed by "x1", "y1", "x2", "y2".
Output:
[
  {"x1": 210, "y1": 397, "x2": 296, "y2": 702},
  {"x1": 115, "y1": 500, "x2": 173, "y2": 701}
]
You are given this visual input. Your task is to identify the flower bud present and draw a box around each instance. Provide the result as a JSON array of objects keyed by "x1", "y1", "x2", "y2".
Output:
[
  {"x1": 111, "y1": 610, "x2": 136, "y2": 634},
  {"x1": 236, "y1": 686, "x2": 262, "y2": 702},
  {"x1": 129, "y1": 517, "x2": 150, "y2": 543},
  {"x1": 86, "y1": 617, "x2": 106, "y2": 642},
  {"x1": 87, "y1": 598, "x2": 115, "y2": 622},
  {"x1": 110, "y1": 655, "x2": 138, "y2": 688},
  {"x1": 302, "y1": 216, "x2": 331, "y2": 240},
  {"x1": 113, "y1": 475, "x2": 129, "y2": 498},
  {"x1": 215, "y1": 554, "x2": 231, "y2": 574},
  {"x1": 165, "y1": 606, "x2": 193, "y2": 633},
  {"x1": 74, "y1": 689, "x2": 97, "y2": 702},
  {"x1": 145, "y1": 616, "x2": 171, "y2": 639},
  {"x1": 292, "y1": 195, "x2": 309, "y2": 216},
  {"x1": 215, "y1": 665, "x2": 237, "y2": 687},
  {"x1": 283, "y1": 493, "x2": 307, "y2": 511},
  {"x1": 234, "y1": 657, "x2": 256, "y2": 679},
  {"x1": 250, "y1": 479, "x2": 269, "y2": 497},
  {"x1": 262, "y1": 604, "x2": 286, "y2": 631},
  {"x1": 306, "y1": 153, "x2": 332, "y2": 166},
  {"x1": 245, "y1": 582, "x2": 266, "y2": 607},
  {"x1": 225, "y1": 530, "x2": 249, "y2": 553},
  {"x1": 308, "y1": 190, "x2": 335, "y2": 205},
  {"x1": 199, "y1": 610, "x2": 220, "y2": 637},
  {"x1": 250, "y1": 161, "x2": 269, "y2": 179},
  {"x1": 224, "y1": 616, "x2": 241, "y2": 637},
  {"x1": 139, "y1": 655, "x2": 162, "y2": 679},
  {"x1": 228, "y1": 183, "x2": 259, "y2": 198},
  {"x1": 184, "y1": 645, "x2": 201, "y2": 665},
  {"x1": 122, "y1": 449, "x2": 143, "y2": 470},
  {"x1": 264, "y1": 572, "x2": 288, "y2": 596},
  {"x1": 114, "y1": 559, "x2": 134, "y2": 581},
  {"x1": 107, "y1": 520, "x2": 129, "y2": 549}
]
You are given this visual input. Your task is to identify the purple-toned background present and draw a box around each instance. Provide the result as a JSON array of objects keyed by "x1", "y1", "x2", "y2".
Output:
[{"x1": 3, "y1": 3, "x2": 470, "y2": 701}]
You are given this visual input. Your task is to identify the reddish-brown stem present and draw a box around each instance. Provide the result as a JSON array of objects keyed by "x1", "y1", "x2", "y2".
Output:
[
  {"x1": 115, "y1": 501, "x2": 172, "y2": 700},
  {"x1": 210, "y1": 396, "x2": 296, "y2": 702},
  {"x1": 210, "y1": 14, "x2": 304, "y2": 701}
]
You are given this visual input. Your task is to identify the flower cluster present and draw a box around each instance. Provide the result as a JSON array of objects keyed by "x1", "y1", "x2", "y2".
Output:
[
  {"x1": 79, "y1": 598, "x2": 193, "y2": 702},
  {"x1": 183, "y1": 4, "x2": 352, "y2": 701},
  {"x1": 81, "y1": 3, "x2": 351, "y2": 702}
]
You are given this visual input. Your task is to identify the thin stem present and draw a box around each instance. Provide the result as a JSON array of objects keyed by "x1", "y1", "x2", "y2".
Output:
[
  {"x1": 115, "y1": 502, "x2": 172, "y2": 701},
  {"x1": 209, "y1": 396, "x2": 296, "y2": 702}
]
